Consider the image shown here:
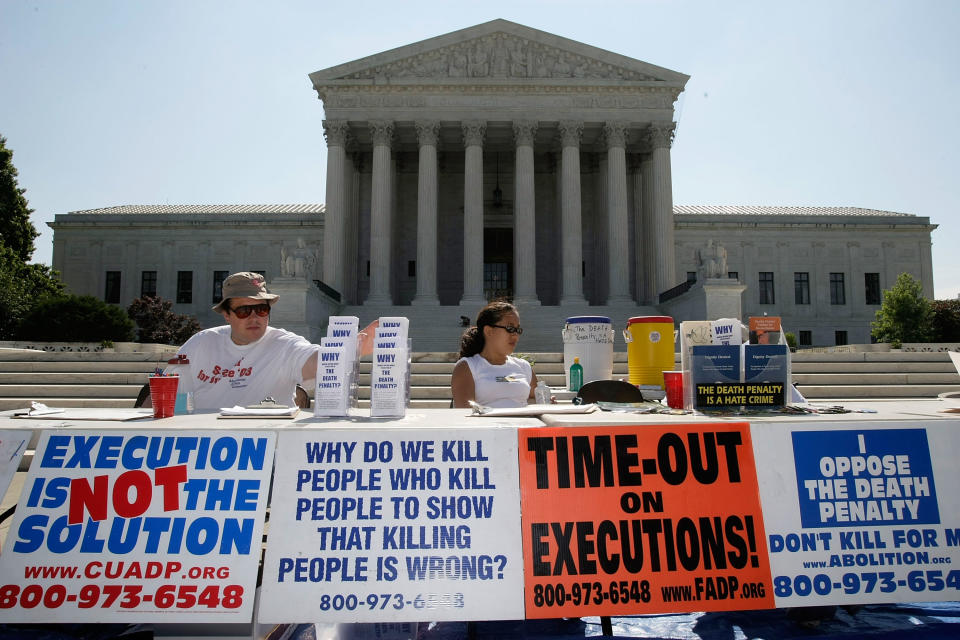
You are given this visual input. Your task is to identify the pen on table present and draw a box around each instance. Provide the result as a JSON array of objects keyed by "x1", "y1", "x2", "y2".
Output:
[{"x1": 9, "y1": 439, "x2": 26, "y2": 462}]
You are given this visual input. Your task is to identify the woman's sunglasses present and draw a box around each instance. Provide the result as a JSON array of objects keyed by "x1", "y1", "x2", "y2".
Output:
[
  {"x1": 490, "y1": 324, "x2": 523, "y2": 335},
  {"x1": 228, "y1": 303, "x2": 271, "y2": 319}
]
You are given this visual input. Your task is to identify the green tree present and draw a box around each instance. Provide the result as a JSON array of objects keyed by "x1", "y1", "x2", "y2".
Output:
[
  {"x1": 0, "y1": 245, "x2": 64, "y2": 339},
  {"x1": 127, "y1": 295, "x2": 202, "y2": 345},
  {"x1": 0, "y1": 134, "x2": 65, "y2": 339},
  {"x1": 871, "y1": 273, "x2": 934, "y2": 344},
  {"x1": 931, "y1": 299, "x2": 960, "y2": 343},
  {"x1": 0, "y1": 135, "x2": 39, "y2": 262},
  {"x1": 18, "y1": 294, "x2": 135, "y2": 342}
]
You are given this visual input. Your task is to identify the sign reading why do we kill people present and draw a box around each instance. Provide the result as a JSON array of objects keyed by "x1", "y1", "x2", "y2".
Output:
[
  {"x1": 259, "y1": 428, "x2": 524, "y2": 623},
  {"x1": 0, "y1": 430, "x2": 275, "y2": 623}
]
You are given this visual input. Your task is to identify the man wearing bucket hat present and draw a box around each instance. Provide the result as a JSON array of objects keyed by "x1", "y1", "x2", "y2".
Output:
[{"x1": 170, "y1": 272, "x2": 320, "y2": 410}]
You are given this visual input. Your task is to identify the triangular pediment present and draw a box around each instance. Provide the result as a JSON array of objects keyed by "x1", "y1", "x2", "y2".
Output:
[{"x1": 310, "y1": 19, "x2": 688, "y2": 86}]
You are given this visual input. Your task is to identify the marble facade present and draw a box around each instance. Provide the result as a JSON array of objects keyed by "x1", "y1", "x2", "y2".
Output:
[
  {"x1": 312, "y1": 19, "x2": 688, "y2": 308},
  {"x1": 47, "y1": 20, "x2": 937, "y2": 349}
]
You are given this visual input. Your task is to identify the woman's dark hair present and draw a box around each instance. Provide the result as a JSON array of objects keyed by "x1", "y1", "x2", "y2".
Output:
[{"x1": 458, "y1": 300, "x2": 518, "y2": 358}]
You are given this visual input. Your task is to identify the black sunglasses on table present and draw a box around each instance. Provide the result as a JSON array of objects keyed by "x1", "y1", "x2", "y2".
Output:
[
  {"x1": 228, "y1": 303, "x2": 271, "y2": 318},
  {"x1": 490, "y1": 323, "x2": 523, "y2": 335}
]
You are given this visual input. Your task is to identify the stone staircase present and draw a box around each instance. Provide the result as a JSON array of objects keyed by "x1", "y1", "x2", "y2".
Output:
[{"x1": 1, "y1": 347, "x2": 958, "y2": 411}]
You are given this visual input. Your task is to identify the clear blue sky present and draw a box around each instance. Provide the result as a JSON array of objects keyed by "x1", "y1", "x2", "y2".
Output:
[{"x1": 2, "y1": 0, "x2": 958, "y2": 298}]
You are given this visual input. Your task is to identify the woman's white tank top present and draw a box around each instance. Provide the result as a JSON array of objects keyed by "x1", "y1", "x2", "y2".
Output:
[{"x1": 461, "y1": 353, "x2": 532, "y2": 408}]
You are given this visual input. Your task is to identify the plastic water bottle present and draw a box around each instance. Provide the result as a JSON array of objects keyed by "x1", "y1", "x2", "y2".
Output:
[
  {"x1": 534, "y1": 380, "x2": 551, "y2": 404},
  {"x1": 165, "y1": 354, "x2": 192, "y2": 415},
  {"x1": 569, "y1": 357, "x2": 584, "y2": 392}
]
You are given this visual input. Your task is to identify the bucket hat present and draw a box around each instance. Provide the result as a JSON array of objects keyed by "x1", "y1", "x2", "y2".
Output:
[{"x1": 212, "y1": 272, "x2": 278, "y2": 313}]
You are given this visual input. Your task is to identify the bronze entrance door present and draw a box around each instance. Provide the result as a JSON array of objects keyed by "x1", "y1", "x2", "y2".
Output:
[{"x1": 483, "y1": 227, "x2": 512, "y2": 301}]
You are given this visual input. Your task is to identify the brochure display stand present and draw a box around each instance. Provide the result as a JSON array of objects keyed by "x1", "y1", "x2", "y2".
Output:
[{"x1": 684, "y1": 317, "x2": 791, "y2": 411}]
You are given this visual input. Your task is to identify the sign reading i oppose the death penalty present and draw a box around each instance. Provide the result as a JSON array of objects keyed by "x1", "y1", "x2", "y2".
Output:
[
  {"x1": 518, "y1": 423, "x2": 775, "y2": 618},
  {"x1": 753, "y1": 421, "x2": 960, "y2": 608},
  {"x1": 259, "y1": 428, "x2": 524, "y2": 623},
  {"x1": 0, "y1": 429, "x2": 275, "y2": 623}
]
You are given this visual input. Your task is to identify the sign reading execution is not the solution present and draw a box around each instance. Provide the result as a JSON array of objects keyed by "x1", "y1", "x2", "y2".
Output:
[
  {"x1": 0, "y1": 429, "x2": 275, "y2": 623},
  {"x1": 259, "y1": 428, "x2": 524, "y2": 623}
]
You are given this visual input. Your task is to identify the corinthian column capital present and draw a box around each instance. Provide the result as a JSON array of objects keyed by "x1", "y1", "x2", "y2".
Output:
[
  {"x1": 513, "y1": 120, "x2": 538, "y2": 146},
  {"x1": 461, "y1": 120, "x2": 486, "y2": 147},
  {"x1": 322, "y1": 120, "x2": 350, "y2": 146},
  {"x1": 557, "y1": 120, "x2": 583, "y2": 148},
  {"x1": 603, "y1": 121, "x2": 629, "y2": 149},
  {"x1": 646, "y1": 122, "x2": 676, "y2": 149},
  {"x1": 369, "y1": 120, "x2": 395, "y2": 147},
  {"x1": 415, "y1": 120, "x2": 441, "y2": 147}
]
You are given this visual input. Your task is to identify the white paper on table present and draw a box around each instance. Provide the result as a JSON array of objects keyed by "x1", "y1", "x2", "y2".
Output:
[
  {"x1": 219, "y1": 405, "x2": 299, "y2": 416},
  {"x1": 467, "y1": 402, "x2": 599, "y2": 417}
]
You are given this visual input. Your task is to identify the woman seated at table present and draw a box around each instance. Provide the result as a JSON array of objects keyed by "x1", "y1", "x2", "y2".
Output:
[{"x1": 451, "y1": 300, "x2": 540, "y2": 408}]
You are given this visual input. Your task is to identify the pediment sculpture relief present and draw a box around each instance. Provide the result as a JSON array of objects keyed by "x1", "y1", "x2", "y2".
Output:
[{"x1": 342, "y1": 33, "x2": 657, "y2": 82}]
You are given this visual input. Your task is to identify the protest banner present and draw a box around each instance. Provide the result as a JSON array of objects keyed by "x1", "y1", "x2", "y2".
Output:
[
  {"x1": 753, "y1": 421, "x2": 960, "y2": 607},
  {"x1": 518, "y1": 422, "x2": 774, "y2": 617},
  {"x1": 259, "y1": 427, "x2": 524, "y2": 623},
  {"x1": 0, "y1": 429, "x2": 275, "y2": 622}
]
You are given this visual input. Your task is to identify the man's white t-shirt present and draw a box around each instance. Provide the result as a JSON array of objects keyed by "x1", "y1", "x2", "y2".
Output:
[
  {"x1": 459, "y1": 353, "x2": 532, "y2": 408},
  {"x1": 175, "y1": 326, "x2": 317, "y2": 410}
]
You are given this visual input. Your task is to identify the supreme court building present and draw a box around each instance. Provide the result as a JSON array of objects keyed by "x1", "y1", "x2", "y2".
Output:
[{"x1": 49, "y1": 20, "x2": 936, "y2": 350}]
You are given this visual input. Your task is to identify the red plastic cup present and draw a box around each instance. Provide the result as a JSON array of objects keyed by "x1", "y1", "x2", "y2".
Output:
[
  {"x1": 148, "y1": 376, "x2": 179, "y2": 418},
  {"x1": 663, "y1": 370, "x2": 683, "y2": 409}
]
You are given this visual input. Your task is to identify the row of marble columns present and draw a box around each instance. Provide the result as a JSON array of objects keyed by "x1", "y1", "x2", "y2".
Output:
[{"x1": 321, "y1": 119, "x2": 677, "y2": 307}]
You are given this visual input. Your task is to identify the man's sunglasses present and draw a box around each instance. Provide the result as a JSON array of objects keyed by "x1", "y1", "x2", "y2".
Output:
[
  {"x1": 490, "y1": 324, "x2": 523, "y2": 335},
  {"x1": 228, "y1": 303, "x2": 271, "y2": 319}
]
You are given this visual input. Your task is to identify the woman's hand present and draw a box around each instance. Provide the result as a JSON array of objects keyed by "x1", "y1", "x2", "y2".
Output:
[{"x1": 357, "y1": 319, "x2": 380, "y2": 356}]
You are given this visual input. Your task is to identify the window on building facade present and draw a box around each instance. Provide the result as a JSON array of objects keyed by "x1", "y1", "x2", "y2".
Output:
[
  {"x1": 686, "y1": 271, "x2": 697, "y2": 282},
  {"x1": 799, "y1": 330, "x2": 812, "y2": 346},
  {"x1": 865, "y1": 272, "x2": 881, "y2": 305},
  {"x1": 105, "y1": 271, "x2": 121, "y2": 304},
  {"x1": 759, "y1": 272, "x2": 775, "y2": 304},
  {"x1": 408, "y1": 261, "x2": 416, "y2": 277},
  {"x1": 794, "y1": 272, "x2": 810, "y2": 305},
  {"x1": 830, "y1": 272, "x2": 846, "y2": 305},
  {"x1": 727, "y1": 271, "x2": 738, "y2": 280},
  {"x1": 212, "y1": 270, "x2": 228, "y2": 303},
  {"x1": 176, "y1": 271, "x2": 193, "y2": 304},
  {"x1": 140, "y1": 271, "x2": 157, "y2": 298},
  {"x1": 835, "y1": 330, "x2": 848, "y2": 346}
]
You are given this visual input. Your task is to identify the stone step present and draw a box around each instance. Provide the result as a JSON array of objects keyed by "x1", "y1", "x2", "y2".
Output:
[
  {"x1": 791, "y1": 362, "x2": 958, "y2": 373},
  {"x1": 1, "y1": 348, "x2": 957, "y2": 411},
  {"x1": 797, "y1": 384, "x2": 960, "y2": 398},
  {"x1": 791, "y1": 351, "x2": 953, "y2": 362},
  {"x1": 0, "y1": 362, "x2": 165, "y2": 373},
  {"x1": 792, "y1": 373, "x2": 960, "y2": 385},
  {"x1": 0, "y1": 350, "x2": 176, "y2": 362},
  {"x1": 0, "y1": 372, "x2": 155, "y2": 385}
]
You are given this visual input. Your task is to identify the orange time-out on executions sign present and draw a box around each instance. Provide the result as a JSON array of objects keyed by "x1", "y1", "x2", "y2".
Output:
[{"x1": 518, "y1": 423, "x2": 774, "y2": 617}]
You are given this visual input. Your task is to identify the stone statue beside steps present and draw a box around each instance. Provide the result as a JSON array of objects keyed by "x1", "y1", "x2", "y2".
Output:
[
  {"x1": 697, "y1": 239, "x2": 728, "y2": 280},
  {"x1": 280, "y1": 238, "x2": 319, "y2": 279}
]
